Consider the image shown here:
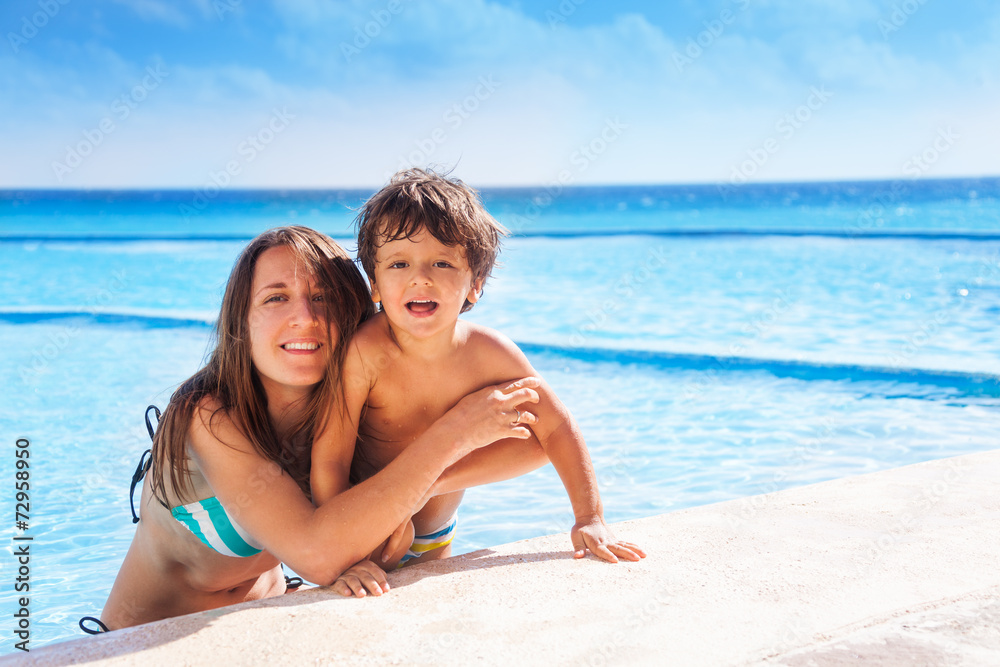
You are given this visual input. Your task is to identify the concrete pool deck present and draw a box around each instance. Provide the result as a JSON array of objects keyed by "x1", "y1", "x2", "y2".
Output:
[{"x1": 16, "y1": 449, "x2": 1000, "y2": 666}]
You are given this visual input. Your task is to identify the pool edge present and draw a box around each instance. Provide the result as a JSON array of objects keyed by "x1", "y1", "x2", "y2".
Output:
[{"x1": 14, "y1": 448, "x2": 1000, "y2": 666}]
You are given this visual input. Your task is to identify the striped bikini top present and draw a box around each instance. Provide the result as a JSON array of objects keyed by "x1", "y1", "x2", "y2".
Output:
[
  {"x1": 132, "y1": 405, "x2": 264, "y2": 558},
  {"x1": 171, "y1": 497, "x2": 264, "y2": 558}
]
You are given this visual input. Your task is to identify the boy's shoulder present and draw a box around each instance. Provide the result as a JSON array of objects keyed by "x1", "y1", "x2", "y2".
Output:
[
  {"x1": 459, "y1": 321, "x2": 532, "y2": 372},
  {"x1": 460, "y1": 320, "x2": 512, "y2": 348},
  {"x1": 343, "y1": 313, "x2": 395, "y2": 378},
  {"x1": 352, "y1": 312, "x2": 392, "y2": 348}
]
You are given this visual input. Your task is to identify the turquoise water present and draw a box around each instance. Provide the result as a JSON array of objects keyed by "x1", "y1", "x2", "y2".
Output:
[{"x1": 2, "y1": 178, "x2": 1000, "y2": 653}]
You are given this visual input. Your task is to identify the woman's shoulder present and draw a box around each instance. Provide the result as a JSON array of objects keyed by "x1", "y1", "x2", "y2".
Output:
[
  {"x1": 189, "y1": 395, "x2": 228, "y2": 434},
  {"x1": 187, "y1": 396, "x2": 249, "y2": 456}
]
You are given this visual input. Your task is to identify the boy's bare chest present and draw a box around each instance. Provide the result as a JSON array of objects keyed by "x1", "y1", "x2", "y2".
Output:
[{"x1": 359, "y1": 355, "x2": 486, "y2": 464}]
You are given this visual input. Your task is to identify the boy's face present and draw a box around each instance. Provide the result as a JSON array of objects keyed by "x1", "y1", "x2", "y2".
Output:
[{"x1": 370, "y1": 227, "x2": 483, "y2": 340}]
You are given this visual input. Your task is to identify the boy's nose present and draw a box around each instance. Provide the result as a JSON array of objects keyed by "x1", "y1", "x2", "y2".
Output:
[{"x1": 410, "y1": 268, "x2": 432, "y2": 286}]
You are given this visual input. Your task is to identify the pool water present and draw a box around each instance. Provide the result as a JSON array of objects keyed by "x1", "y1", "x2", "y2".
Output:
[{"x1": 2, "y1": 178, "x2": 999, "y2": 652}]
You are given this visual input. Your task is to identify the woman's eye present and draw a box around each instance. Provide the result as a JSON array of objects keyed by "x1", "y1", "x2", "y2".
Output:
[
  {"x1": 312, "y1": 293, "x2": 325, "y2": 302},
  {"x1": 264, "y1": 294, "x2": 286, "y2": 303}
]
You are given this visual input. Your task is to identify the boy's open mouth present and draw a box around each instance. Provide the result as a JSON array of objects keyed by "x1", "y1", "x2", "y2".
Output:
[{"x1": 406, "y1": 299, "x2": 438, "y2": 314}]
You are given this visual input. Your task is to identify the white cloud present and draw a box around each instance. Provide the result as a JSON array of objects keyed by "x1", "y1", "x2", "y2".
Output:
[
  {"x1": 2, "y1": 0, "x2": 998, "y2": 187},
  {"x1": 110, "y1": 0, "x2": 193, "y2": 28}
]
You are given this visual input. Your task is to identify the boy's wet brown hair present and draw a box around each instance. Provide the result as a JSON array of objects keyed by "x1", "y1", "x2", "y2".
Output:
[{"x1": 356, "y1": 167, "x2": 508, "y2": 312}]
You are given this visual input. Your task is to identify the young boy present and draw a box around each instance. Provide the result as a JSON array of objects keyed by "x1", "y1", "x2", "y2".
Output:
[{"x1": 312, "y1": 168, "x2": 645, "y2": 572}]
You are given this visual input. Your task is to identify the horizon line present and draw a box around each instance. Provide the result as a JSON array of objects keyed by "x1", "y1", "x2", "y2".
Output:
[{"x1": 2, "y1": 174, "x2": 999, "y2": 194}]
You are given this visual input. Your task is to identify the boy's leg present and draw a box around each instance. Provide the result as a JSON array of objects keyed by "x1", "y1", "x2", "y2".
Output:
[{"x1": 369, "y1": 519, "x2": 415, "y2": 572}]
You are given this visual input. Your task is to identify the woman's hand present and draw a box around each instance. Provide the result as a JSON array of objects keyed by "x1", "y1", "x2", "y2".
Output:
[
  {"x1": 331, "y1": 560, "x2": 391, "y2": 598},
  {"x1": 443, "y1": 377, "x2": 541, "y2": 458}
]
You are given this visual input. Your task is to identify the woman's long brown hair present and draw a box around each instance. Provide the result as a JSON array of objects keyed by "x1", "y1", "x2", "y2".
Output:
[{"x1": 148, "y1": 226, "x2": 374, "y2": 503}]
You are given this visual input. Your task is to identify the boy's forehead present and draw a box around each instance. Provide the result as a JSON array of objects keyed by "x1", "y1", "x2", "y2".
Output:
[{"x1": 376, "y1": 228, "x2": 467, "y2": 258}]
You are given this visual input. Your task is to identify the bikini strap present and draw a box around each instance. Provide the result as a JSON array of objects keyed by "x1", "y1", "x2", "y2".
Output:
[
  {"x1": 144, "y1": 404, "x2": 161, "y2": 441},
  {"x1": 129, "y1": 450, "x2": 152, "y2": 524},
  {"x1": 129, "y1": 405, "x2": 162, "y2": 524},
  {"x1": 79, "y1": 616, "x2": 110, "y2": 635}
]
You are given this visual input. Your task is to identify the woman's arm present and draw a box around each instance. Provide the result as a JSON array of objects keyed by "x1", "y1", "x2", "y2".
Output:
[{"x1": 190, "y1": 378, "x2": 541, "y2": 585}]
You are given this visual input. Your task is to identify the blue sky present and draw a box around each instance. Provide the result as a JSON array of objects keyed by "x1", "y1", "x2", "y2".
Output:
[{"x1": 1, "y1": 0, "x2": 997, "y2": 188}]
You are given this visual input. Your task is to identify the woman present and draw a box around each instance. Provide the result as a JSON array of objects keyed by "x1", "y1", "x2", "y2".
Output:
[{"x1": 99, "y1": 226, "x2": 543, "y2": 629}]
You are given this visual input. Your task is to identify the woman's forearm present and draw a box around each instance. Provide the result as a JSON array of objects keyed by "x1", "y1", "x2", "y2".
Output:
[
  {"x1": 294, "y1": 420, "x2": 468, "y2": 582},
  {"x1": 431, "y1": 437, "x2": 548, "y2": 496},
  {"x1": 292, "y1": 378, "x2": 543, "y2": 583}
]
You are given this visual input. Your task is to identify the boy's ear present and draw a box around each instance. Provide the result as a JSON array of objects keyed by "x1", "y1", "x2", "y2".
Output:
[
  {"x1": 466, "y1": 277, "x2": 484, "y2": 304},
  {"x1": 369, "y1": 280, "x2": 381, "y2": 304}
]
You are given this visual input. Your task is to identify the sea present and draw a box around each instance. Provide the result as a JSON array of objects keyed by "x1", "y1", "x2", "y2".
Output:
[{"x1": 1, "y1": 177, "x2": 999, "y2": 653}]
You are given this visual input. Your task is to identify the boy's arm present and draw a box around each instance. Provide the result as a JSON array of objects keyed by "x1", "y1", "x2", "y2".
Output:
[
  {"x1": 311, "y1": 342, "x2": 369, "y2": 505},
  {"x1": 479, "y1": 331, "x2": 646, "y2": 563},
  {"x1": 431, "y1": 436, "x2": 549, "y2": 495}
]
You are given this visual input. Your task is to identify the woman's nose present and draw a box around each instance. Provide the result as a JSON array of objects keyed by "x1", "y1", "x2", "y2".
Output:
[{"x1": 289, "y1": 296, "x2": 319, "y2": 326}]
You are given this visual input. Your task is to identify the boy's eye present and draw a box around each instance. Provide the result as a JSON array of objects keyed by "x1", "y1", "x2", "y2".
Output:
[
  {"x1": 433, "y1": 261, "x2": 453, "y2": 269},
  {"x1": 389, "y1": 261, "x2": 408, "y2": 269}
]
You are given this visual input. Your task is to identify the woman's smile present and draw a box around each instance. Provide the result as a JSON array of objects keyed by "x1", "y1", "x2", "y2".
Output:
[{"x1": 249, "y1": 245, "x2": 332, "y2": 400}]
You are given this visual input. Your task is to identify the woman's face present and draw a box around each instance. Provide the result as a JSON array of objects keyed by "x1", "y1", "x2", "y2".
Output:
[{"x1": 247, "y1": 245, "x2": 331, "y2": 404}]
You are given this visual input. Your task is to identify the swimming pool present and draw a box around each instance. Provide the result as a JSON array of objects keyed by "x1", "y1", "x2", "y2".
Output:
[{"x1": 2, "y1": 178, "x2": 999, "y2": 652}]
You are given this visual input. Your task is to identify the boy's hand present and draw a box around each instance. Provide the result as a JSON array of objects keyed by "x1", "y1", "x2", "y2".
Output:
[
  {"x1": 331, "y1": 560, "x2": 391, "y2": 598},
  {"x1": 571, "y1": 516, "x2": 647, "y2": 563}
]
